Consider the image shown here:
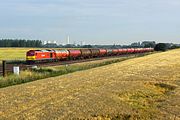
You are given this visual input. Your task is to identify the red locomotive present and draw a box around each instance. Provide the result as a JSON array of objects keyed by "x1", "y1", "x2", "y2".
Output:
[
  {"x1": 26, "y1": 50, "x2": 55, "y2": 62},
  {"x1": 26, "y1": 48, "x2": 154, "y2": 63}
]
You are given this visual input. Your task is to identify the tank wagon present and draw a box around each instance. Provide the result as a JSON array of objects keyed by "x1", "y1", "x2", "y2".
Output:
[
  {"x1": 80, "y1": 49, "x2": 92, "y2": 58},
  {"x1": 68, "y1": 49, "x2": 81, "y2": 60},
  {"x1": 90, "y1": 49, "x2": 100, "y2": 57},
  {"x1": 54, "y1": 50, "x2": 69, "y2": 60},
  {"x1": 99, "y1": 49, "x2": 107, "y2": 56},
  {"x1": 112, "y1": 49, "x2": 119, "y2": 55},
  {"x1": 26, "y1": 48, "x2": 154, "y2": 64}
]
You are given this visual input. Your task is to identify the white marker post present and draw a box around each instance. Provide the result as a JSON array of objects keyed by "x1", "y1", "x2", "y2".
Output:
[{"x1": 13, "y1": 66, "x2": 20, "y2": 75}]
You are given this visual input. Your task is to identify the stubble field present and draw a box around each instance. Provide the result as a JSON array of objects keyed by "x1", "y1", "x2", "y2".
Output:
[{"x1": 0, "y1": 49, "x2": 180, "y2": 119}]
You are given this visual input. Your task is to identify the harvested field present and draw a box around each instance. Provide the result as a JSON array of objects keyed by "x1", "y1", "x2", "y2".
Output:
[{"x1": 0, "y1": 49, "x2": 180, "y2": 119}]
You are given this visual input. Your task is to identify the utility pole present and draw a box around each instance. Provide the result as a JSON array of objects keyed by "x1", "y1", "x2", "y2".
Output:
[{"x1": 2, "y1": 60, "x2": 6, "y2": 77}]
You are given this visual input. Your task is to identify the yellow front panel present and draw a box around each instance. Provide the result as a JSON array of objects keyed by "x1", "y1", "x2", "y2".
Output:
[{"x1": 26, "y1": 56, "x2": 36, "y2": 60}]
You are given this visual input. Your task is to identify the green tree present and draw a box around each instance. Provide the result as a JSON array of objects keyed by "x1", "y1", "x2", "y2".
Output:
[{"x1": 154, "y1": 43, "x2": 168, "y2": 51}]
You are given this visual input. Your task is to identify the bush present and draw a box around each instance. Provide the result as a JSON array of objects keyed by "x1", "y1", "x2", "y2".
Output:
[
  {"x1": 169, "y1": 45, "x2": 180, "y2": 49},
  {"x1": 154, "y1": 43, "x2": 168, "y2": 51}
]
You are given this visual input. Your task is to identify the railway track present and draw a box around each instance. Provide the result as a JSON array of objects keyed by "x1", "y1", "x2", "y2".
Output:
[{"x1": 0, "y1": 53, "x2": 146, "y2": 76}]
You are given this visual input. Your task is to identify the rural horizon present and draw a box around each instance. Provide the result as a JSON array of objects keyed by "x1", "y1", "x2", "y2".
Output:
[{"x1": 0, "y1": 38, "x2": 179, "y2": 46}]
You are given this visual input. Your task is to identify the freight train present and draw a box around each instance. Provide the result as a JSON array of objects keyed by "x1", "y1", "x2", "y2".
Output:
[{"x1": 26, "y1": 48, "x2": 154, "y2": 64}]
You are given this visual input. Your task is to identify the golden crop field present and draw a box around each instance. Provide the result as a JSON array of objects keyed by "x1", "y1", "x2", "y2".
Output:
[
  {"x1": 0, "y1": 48, "x2": 34, "y2": 61},
  {"x1": 0, "y1": 49, "x2": 180, "y2": 119}
]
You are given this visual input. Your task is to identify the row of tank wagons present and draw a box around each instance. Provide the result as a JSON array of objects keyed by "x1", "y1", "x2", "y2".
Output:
[{"x1": 26, "y1": 48, "x2": 154, "y2": 62}]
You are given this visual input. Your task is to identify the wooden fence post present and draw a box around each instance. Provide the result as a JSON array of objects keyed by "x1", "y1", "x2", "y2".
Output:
[{"x1": 3, "y1": 60, "x2": 6, "y2": 77}]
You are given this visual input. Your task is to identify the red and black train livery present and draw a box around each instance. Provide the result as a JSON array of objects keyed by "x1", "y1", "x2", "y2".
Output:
[{"x1": 26, "y1": 48, "x2": 154, "y2": 63}]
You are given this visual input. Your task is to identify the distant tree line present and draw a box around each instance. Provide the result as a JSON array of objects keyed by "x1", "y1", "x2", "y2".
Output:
[
  {"x1": 154, "y1": 43, "x2": 180, "y2": 51},
  {"x1": 154, "y1": 43, "x2": 168, "y2": 51},
  {"x1": 0, "y1": 39, "x2": 42, "y2": 47},
  {"x1": 1, "y1": 39, "x2": 179, "y2": 51}
]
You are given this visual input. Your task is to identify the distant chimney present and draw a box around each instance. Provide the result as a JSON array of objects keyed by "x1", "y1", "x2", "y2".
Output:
[{"x1": 67, "y1": 36, "x2": 70, "y2": 44}]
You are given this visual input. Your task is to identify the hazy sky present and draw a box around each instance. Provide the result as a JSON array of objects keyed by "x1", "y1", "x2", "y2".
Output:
[{"x1": 0, "y1": 0, "x2": 180, "y2": 45}]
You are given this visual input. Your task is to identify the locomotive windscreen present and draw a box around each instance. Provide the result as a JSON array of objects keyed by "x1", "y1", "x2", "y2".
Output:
[{"x1": 27, "y1": 50, "x2": 35, "y2": 56}]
